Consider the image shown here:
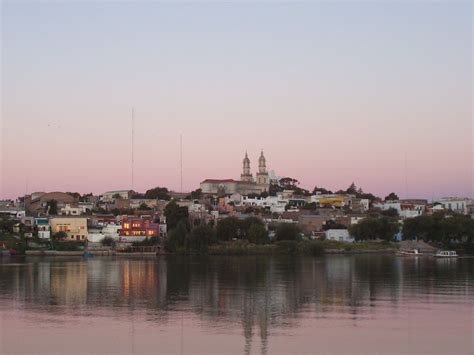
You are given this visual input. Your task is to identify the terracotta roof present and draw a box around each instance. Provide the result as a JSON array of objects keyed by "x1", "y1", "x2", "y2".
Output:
[{"x1": 201, "y1": 179, "x2": 237, "y2": 183}]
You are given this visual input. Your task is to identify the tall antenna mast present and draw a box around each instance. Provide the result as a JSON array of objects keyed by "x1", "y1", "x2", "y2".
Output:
[
  {"x1": 404, "y1": 151, "x2": 408, "y2": 199},
  {"x1": 132, "y1": 107, "x2": 135, "y2": 190},
  {"x1": 180, "y1": 133, "x2": 183, "y2": 193}
]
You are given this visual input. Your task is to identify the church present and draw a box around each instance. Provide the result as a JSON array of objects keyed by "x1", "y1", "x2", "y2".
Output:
[{"x1": 200, "y1": 151, "x2": 270, "y2": 196}]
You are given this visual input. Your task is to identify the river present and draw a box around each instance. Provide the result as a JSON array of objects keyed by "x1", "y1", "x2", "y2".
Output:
[{"x1": 0, "y1": 255, "x2": 472, "y2": 354}]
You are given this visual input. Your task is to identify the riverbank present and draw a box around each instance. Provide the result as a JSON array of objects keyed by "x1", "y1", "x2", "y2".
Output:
[{"x1": 207, "y1": 240, "x2": 398, "y2": 256}]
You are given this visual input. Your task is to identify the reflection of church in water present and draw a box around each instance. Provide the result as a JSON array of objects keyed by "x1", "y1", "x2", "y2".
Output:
[{"x1": 200, "y1": 151, "x2": 270, "y2": 196}]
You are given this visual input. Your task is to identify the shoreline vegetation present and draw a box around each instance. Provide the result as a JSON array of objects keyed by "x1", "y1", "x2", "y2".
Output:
[{"x1": 203, "y1": 240, "x2": 398, "y2": 256}]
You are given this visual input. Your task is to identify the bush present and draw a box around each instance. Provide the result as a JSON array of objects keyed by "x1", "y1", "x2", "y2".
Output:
[
  {"x1": 53, "y1": 231, "x2": 68, "y2": 240},
  {"x1": 185, "y1": 225, "x2": 215, "y2": 254},
  {"x1": 247, "y1": 224, "x2": 269, "y2": 244},
  {"x1": 132, "y1": 236, "x2": 159, "y2": 247},
  {"x1": 101, "y1": 237, "x2": 114, "y2": 246},
  {"x1": 276, "y1": 240, "x2": 299, "y2": 254},
  {"x1": 53, "y1": 241, "x2": 85, "y2": 251},
  {"x1": 297, "y1": 241, "x2": 325, "y2": 256},
  {"x1": 165, "y1": 220, "x2": 188, "y2": 252},
  {"x1": 216, "y1": 217, "x2": 240, "y2": 241},
  {"x1": 275, "y1": 223, "x2": 301, "y2": 241}
]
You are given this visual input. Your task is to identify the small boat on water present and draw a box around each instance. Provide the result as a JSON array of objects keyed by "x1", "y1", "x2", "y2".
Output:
[
  {"x1": 83, "y1": 251, "x2": 94, "y2": 258},
  {"x1": 396, "y1": 248, "x2": 422, "y2": 256},
  {"x1": 434, "y1": 250, "x2": 458, "y2": 258}
]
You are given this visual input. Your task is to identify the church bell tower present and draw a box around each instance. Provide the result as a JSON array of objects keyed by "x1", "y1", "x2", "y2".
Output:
[
  {"x1": 255, "y1": 150, "x2": 269, "y2": 189},
  {"x1": 240, "y1": 152, "x2": 254, "y2": 182}
]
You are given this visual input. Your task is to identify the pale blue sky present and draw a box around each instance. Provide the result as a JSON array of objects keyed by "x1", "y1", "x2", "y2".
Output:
[{"x1": 1, "y1": 1, "x2": 472, "y2": 199}]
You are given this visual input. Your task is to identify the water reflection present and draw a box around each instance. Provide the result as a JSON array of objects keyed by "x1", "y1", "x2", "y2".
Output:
[{"x1": 0, "y1": 255, "x2": 472, "y2": 354}]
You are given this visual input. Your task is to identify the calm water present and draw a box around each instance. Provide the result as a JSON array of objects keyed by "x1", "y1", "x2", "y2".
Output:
[{"x1": 0, "y1": 255, "x2": 472, "y2": 355}]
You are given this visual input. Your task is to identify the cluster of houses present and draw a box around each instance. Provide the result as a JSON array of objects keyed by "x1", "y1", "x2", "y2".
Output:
[
  {"x1": 2, "y1": 153, "x2": 473, "y2": 246},
  {"x1": 0, "y1": 190, "x2": 167, "y2": 245}
]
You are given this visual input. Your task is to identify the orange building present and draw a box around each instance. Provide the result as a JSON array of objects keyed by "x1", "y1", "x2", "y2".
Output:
[{"x1": 120, "y1": 216, "x2": 160, "y2": 237}]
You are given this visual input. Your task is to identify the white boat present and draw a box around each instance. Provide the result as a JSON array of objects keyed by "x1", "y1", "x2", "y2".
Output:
[
  {"x1": 397, "y1": 248, "x2": 422, "y2": 256},
  {"x1": 434, "y1": 250, "x2": 458, "y2": 258}
]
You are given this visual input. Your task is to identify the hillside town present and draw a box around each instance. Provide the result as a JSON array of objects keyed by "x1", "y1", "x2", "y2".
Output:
[{"x1": 1, "y1": 151, "x2": 473, "y2": 255}]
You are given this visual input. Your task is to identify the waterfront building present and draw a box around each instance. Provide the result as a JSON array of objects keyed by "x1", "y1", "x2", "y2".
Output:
[
  {"x1": 35, "y1": 217, "x2": 51, "y2": 239},
  {"x1": 49, "y1": 217, "x2": 88, "y2": 241},
  {"x1": 120, "y1": 216, "x2": 161, "y2": 238}
]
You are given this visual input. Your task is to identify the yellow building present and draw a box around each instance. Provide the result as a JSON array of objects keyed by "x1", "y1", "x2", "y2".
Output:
[
  {"x1": 50, "y1": 217, "x2": 88, "y2": 241},
  {"x1": 319, "y1": 196, "x2": 345, "y2": 208}
]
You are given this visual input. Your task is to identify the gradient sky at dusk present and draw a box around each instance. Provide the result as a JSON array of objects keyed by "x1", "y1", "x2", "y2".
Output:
[{"x1": 1, "y1": 1, "x2": 472, "y2": 200}]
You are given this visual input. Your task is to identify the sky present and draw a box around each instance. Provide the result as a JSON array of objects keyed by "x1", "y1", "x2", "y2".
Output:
[{"x1": 1, "y1": 1, "x2": 472, "y2": 200}]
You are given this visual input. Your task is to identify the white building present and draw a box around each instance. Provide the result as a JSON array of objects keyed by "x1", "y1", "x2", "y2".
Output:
[
  {"x1": 434, "y1": 197, "x2": 471, "y2": 215},
  {"x1": 374, "y1": 200, "x2": 425, "y2": 219},
  {"x1": 60, "y1": 202, "x2": 94, "y2": 216},
  {"x1": 102, "y1": 190, "x2": 133, "y2": 202},
  {"x1": 102, "y1": 224, "x2": 121, "y2": 239},
  {"x1": 238, "y1": 195, "x2": 288, "y2": 213},
  {"x1": 325, "y1": 229, "x2": 354, "y2": 243},
  {"x1": 0, "y1": 207, "x2": 26, "y2": 219}
]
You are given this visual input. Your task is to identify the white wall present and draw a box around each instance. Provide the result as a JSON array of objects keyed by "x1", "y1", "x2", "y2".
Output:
[{"x1": 325, "y1": 229, "x2": 353, "y2": 242}]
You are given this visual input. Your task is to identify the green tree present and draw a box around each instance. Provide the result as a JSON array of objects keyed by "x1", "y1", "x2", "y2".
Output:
[
  {"x1": 349, "y1": 217, "x2": 398, "y2": 241},
  {"x1": 275, "y1": 223, "x2": 301, "y2": 241},
  {"x1": 110, "y1": 208, "x2": 121, "y2": 216},
  {"x1": 165, "y1": 220, "x2": 188, "y2": 252},
  {"x1": 216, "y1": 217, "x2": 241, "y2": 241},
  {"x1": 144, "y1": 187, "x2": 171, "y2": 200},
  {"x1": 101, "y1": 237, "x2": 115, "y2": 246},
  {"x1": 46, "y1": 199, "x2": 58, "y2": 215},
  {"x1": 346, "y1": 182, "x2": 358, "y2": 195},
  {"x1": 404, "y1": 213, "x2": 474, "y2": 244},
  {"x1": 302, "y1": 202, "x2": 318, "y2": 211},
  {"x1": 53, "y1": 231, "x2": 68, "y2": 240},
  {"x1": 185, "y1": 225, "x2": 215, "y2": 253},
  {"x1": 138, "y1": 203, "x2": 152, "y2": 210},
  {"x1": 190, "y1": 188, "x2": 202, "y2": 200},
  {"x1": 322, "y1": 220, "x2": 347, "y2": 231},
  {"x1": 247, "y1": 224, "x2": 269, "y2": 244},
  {"x1": 312, "y1": 186, "x2": 333, "y2": 195},
  {"x1": 403, "y1": 214, "x2": 441, "y2": 242},
  {"x1": 384, "y1": 192, "x2": 399, "y2": 201},
  {"x1": 380, "y1": 208, "x2": 399, "y2": 217},
  {"x1": 164, "y1": 200, "x2": 189, "y2": 230},
  {"x1": 268, "y1": 182, "x2": 283, "y2": 196}
]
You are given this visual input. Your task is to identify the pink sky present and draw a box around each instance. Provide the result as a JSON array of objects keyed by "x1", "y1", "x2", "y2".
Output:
[{"x1": 1, "y1": 2, "x2": 472, "y2": 200}]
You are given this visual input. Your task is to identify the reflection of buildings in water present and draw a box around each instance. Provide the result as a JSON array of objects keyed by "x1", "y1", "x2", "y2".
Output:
[
  {"x1": 120, "y1": 259, "x2": 167, "y2": 308},
  {"x1": 50, "y1": 262, "x2": 87, "y2": 305},
  {"x1": 36, "y1": 261, "x2": 51, "y2": 297}
]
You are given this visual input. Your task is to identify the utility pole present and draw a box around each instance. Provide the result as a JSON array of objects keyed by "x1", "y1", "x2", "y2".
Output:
[
  {"x1": 180, "y1": 133, "x2": 183, "y2": 193},
  {"x1": 131, "y1": 108, "x2": 135, "y2": 190}
]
